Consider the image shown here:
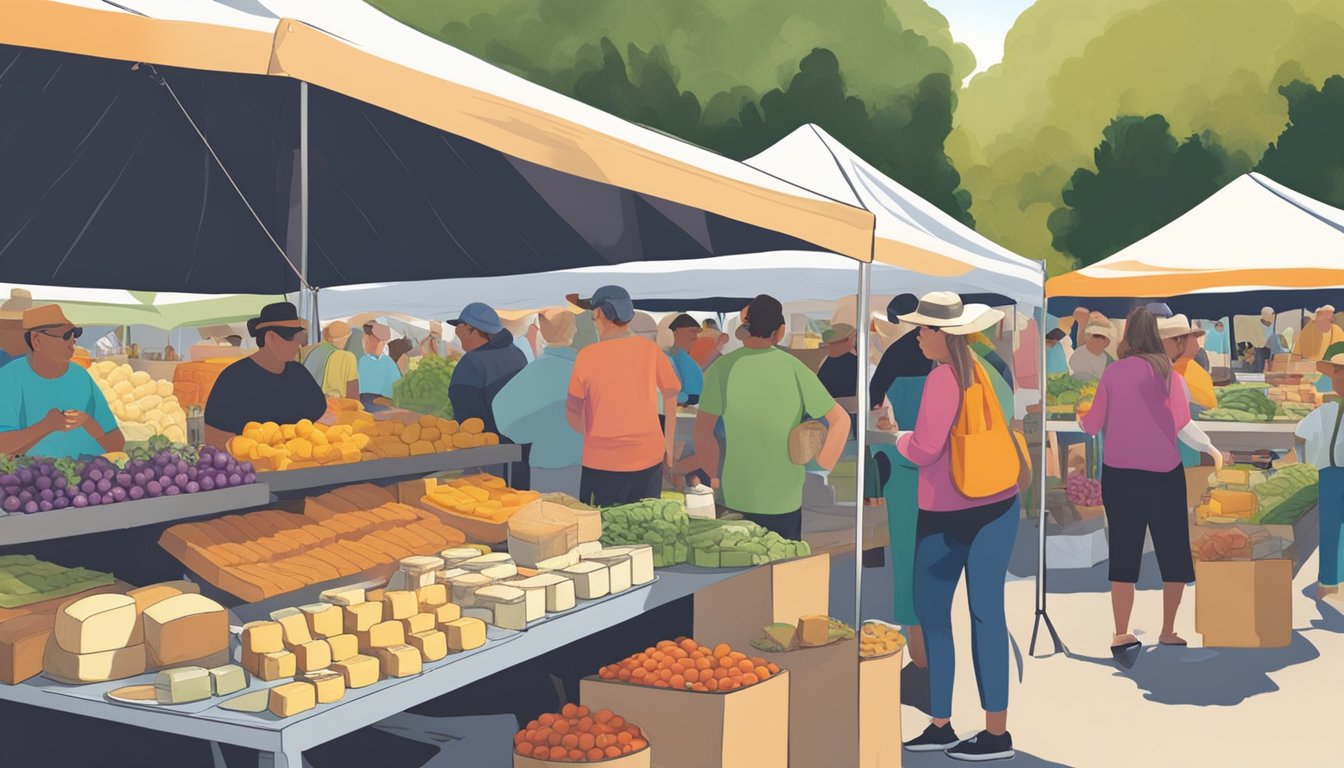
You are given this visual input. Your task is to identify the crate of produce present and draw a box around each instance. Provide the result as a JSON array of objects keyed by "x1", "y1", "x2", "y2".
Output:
[
  {"x1": 1195, "y1": 559, "x2": 1292, "y2": 648},
  {"x1": 513, "y1": 704, "x2": 651, "y2": 767},
  {"x1": 583, "y1": 640, "x2": 789, "y2": 768}
]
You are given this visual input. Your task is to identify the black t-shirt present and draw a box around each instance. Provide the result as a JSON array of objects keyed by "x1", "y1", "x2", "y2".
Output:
[
  {"x1": 817, "y1": 352, "x2": 859, "y2": 399},
  {"x1": 205, "y1": 357, "x2": 327, "y2": 435}
]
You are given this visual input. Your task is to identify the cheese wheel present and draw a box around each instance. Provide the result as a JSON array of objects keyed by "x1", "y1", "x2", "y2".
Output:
[
  {"x1": 55, "y1": 594, "x2": 140, "y2": 654},
  {"x1": 43, "y1": 639, "x2": 147, "y2": 684},
  {"x1": 143, "y1": 594, "x2": 228, "y2": 667}
]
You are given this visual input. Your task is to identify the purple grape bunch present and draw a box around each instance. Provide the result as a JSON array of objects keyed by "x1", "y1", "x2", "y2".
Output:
[
  {"x1": 1065, "y1": 473, "x2": 1103, "y2": 507},
  {"x1": 0, "y1": 444, "x2": 255, "y2": 515}
]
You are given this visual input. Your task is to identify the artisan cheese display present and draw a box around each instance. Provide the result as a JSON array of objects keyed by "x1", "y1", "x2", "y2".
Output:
[
  {"x1": 343, "y1": 602, "x2": 384, "y2": 634},
  {"x1": 242, "y1": 649, "x2": 296, "y2": 681},
  {"x1": 600, "y1": 546, "x2": 655, "y2": 585},
  {"x1": 142, "y1": 593, "x2": 228, "y2": 667},
  {"x1": 159, "y1": 500, "x2": 467, "y2": 601},
  {"x1": 402, "y1": 612, "x2": 435, "y2": 635},
  {"x1": 54, "y1": 593, "x2": 140, "y2": 654},
  {"x1": 383, "y1": 590, "x2": 418, "y2": 621},
  {"x1": 270, "y1": 607, "x2": 315, "y2": 647},
  {"x1": 292, "y1": 640, "x2": 332, "y2": 673},
  {"x1": 581, "y1": 550, "x2": 633, "y2": 595}
]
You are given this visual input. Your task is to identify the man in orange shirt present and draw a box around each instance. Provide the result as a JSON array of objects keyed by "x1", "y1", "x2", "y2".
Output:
[{"x1": 566, "y1": 285, "x2": 682, "y2": 506}]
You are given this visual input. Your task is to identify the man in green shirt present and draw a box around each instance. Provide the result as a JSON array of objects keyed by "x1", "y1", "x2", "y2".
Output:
[{"x1": 694, "y1": 295, "x2": 851, "y2": 540}]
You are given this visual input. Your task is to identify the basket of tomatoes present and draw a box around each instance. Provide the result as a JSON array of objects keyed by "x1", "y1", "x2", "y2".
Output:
[{"x1": 514, "y1": 704, "x2": 650, "y2": 766}]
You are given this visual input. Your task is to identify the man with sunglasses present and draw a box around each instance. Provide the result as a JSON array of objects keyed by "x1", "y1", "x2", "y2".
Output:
[
  {"x1": 0, "y1": 305, "x2": 124, "y2": 459},
  {"x1": 204, "y1": 302, "x2": 327, "y2": 448}
]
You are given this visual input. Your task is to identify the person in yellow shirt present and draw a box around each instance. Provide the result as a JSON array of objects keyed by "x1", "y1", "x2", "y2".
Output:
[
  {"x1": 1294, "y1": 305, "x2": 1344, "y2": 362},
  {"x1": 1160, "y1": 315, "x2": 1216, "y2": 409},
  {"x1": 302, "y1": 320, "x2": 359, "y2": 399}
]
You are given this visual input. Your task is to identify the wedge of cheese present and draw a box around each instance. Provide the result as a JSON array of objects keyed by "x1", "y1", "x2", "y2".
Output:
[
  {"x1": 43, "y1": 638, "x2": 146, "y2": 684},
  {"x1": 268, "y1": 681, "x2": 316, "y2": 717},
  {"x1": 1210, "y1": 489, "x2": 1258, "y2": 518},
  {"x1": 142, "y1": 594, "x2": 228, "y2": 667},
  {"x1": 55, "y1": 594, "x2": 140, "y2": 654},
  {"x1": 332, "y1": 654, "x2": 379, "y2": 688}
]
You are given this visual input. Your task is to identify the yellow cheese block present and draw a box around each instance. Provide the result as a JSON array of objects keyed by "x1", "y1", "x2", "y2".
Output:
[
  {"x1": 300, "y1": 604, "x2": 343, "y2": 639},
  {"x1": 416, "y1": 584, "x2": 448, "y2": 609},
  {"x1": 343, "y1": 602, "x2": 383, "y2": 634},
  {"x1": 126, "y1": 581, "x2": 200, "y2": 617},
  {"x1": 797, "y1": 615, "x2": 830, "y2": 647},
  {"x1": 320, "y1": 587, "x2": 366, "y2": 607},
  {"x1": 356, "y1": 621, "x2": 405, "y2": 650},
  {"x1": 332, "y1": 654, "x2": 380, "y2": 689},
  {"x1": 142, "y1": 594, "x2": 228, "y2": 667},
  {"x1": 408, "y1": 630, "x2": 448, "y2": 662},
  {"x1": 43, "y1": 639, "x2": 146, "y2": 684},
  {"x1": 402, "y1": 613, "x2": 435, "y2": 636},
  {"x1": 293, "y1": 640, "x2": 332, "y2": 673},
  {"x1": 269, "y1": 608, "x2": 314, "y2": 647},
  {"x1": 268, "y1": 681, "x2": 316, "y2": 718},
  {"x1": 243, "y1": 648, "x2": 297, "y2": 681},
  {"x1": 55, "y1": 594, "x2": 140, "y2": 654},
  {"x1": 241, "y1": 621, "x2": 284, "y2": 655},
  {"x1": 303, "y1": 670, "x2": 346, "y2": 704},
  {"x1": 1210, "y1": 489, "x2": 1257, "y2": 516},
  {"x1": 382, "y1": 591, "x2": 418, "y2": 621},
  {"x1": 373, "y1": 644, "x2": 422, "y2": 678},
  {"x1": 327, "y1": 634, "x2": 359, "y2": 663},
  {"x1": 430, "y1": 603, "x2": 462, "y2": 627},
  {"x1": 444, "y1": 618, "x2": 486, "y2": 652}
]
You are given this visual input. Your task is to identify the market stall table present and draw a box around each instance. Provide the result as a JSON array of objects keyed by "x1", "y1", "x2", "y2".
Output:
[
  {"x1": 257, "y1": 445, "x2": 523, "y2": 494},
  {"x1": 0, "y1": 565, "x2": 750, "y2": 768},
  {"x1": 1046, "y1": 419, "x2": 1299, "y2": 452}
]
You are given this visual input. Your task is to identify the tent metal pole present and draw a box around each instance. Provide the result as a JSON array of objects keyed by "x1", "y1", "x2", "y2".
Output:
[
  {"x1": 854, "y1": 261, "x2": 871, "y2": 632},
  {"x1": 1030, "y1": 275, "x2": 1063, "y2": 656},
  {"x1": 299, "y1": 81, "x2": 311, "y2": 323}
]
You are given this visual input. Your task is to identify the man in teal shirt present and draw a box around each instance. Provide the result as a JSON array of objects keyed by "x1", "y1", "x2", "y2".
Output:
[
  {"x1": 666, "y1": 314, "x2": 704, "y2": 406},
  {"x1": 357, "y1": 321, "x2": 402, "y2": 398},
  {"x1": 0, "y1": 305, "x2": 124, "y2": 459},
  {"x1": 494, "y1": 309, "x2": 584, "y2": 496},
  {"x1": 695, "y1": 295, "x2": 851, "y2": 540}
]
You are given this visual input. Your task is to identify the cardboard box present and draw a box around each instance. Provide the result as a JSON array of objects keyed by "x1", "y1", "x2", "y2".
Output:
[
  {"x1": 580, "y1": 671, "x2": 789, "y2": 768},
  {"x1": 1195, "y1": 559, "x2": 1292, "y2": 648},
  {"x1": 693, "y1": 555, "x2": 829, "y2": 649},
  {"x1": 860, "y1": 650, "x2": 903, "y2": 768},
  {"x1": 753, "y1": 641, "x2": 860, "y2": 768}
]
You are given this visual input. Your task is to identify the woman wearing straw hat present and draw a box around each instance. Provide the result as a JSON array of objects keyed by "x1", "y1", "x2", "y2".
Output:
[
  {"x1": 896, "y1": 292, "x2": 1020, "y2": 762},
  {"x1": 1080, "y1": 307, "x2": 1225, "y2": 656}
]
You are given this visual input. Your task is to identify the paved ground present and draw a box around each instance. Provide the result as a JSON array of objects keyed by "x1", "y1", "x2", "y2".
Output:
[{"x1": 854, "y1": 522, "x2": 1344, "y2": 767}]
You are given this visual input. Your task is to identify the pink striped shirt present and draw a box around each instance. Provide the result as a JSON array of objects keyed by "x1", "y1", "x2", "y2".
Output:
[
  {"x1": 896, "y1": 365, "x2": 1018, "y2": 511},
  {"x1": 1079, "y1": 357, "x2": 1192, "y2": 472}
]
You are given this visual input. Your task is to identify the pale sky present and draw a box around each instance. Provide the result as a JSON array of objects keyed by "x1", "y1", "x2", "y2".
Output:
[{"x1": 925, "y1": 0, "x2": 1035, "y2": 79}]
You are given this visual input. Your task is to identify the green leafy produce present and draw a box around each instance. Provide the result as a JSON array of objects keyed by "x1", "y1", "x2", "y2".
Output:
[
  {"x1": 1202, "y1": 387, "x2": 1277, "y2": 422},
  {"x1": 1251, "y1": 464, "x2": 1318, "y2": 524},
  {"x1": 1046, "y1": 374, "x2": 1095, "y2": 414},
  {"x1": 600, "y1": 499, "x2": 691, "y2": 567},
  {"x1": 685, "y1": 518, "x2": 811, "y2": 567},
  {"x1": 0, "y1": 555, "x2": 115, "y2": 609},
  {"x1": 393, "y1": 355, "x2": 457, "y2": 419}
]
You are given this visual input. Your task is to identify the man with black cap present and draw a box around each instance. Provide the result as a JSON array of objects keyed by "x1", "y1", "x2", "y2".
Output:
[
  {"x1": 0, "y1": 304, "x2": 125, "y2": 460},
  {"x1": 696, "y1": 294, "x2": 850, "y2": 540},
  {"x1": 666, "y1": 313, "x2": 704, "y2": 406},
  {"x1": 447, "y1": 302, "x2": 528, "y2": 440},
  {"x1": 203, "y1": 302, "x2": 327, "y2": 448},
  {"x1": 567, "y1": 285, "x2": 682, "y2": 506}
]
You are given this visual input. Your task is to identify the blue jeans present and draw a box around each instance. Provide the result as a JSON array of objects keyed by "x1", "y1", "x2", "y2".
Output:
[
  {"x1": 1321, "y1": 467, "x2": 1344, "y2": 587},
  {"x1": 914, "y1": 497, "x2": 1019, "y2": 719}
]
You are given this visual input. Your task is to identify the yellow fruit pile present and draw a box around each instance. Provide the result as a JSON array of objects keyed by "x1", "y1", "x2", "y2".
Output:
[
  {"x1": 361, "y1": 416, "x2": 498, "y2": 460},
  {"x1": 228, "y1": 420, "x2": 366, "y2": 471},
  {"x1": 90, "y1": 361, "x2": 188, "y2": 443},
  {"x1": 859, "y1": 621, "x2": 906, "y2": 658},
  {"x1": 421, "y1": 474, "x2": 540, "y2": 523}
]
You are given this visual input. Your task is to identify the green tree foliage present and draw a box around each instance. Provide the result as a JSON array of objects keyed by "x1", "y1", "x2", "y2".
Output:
[
  {"x1": 1257, "y1": 76, "x2": 1344, "y2": 206},
  {"x1": 953, "y1": 0, "x2": 1344, "y2": 272},
  {"x1": 1048, "y1": 115, "x2": 1247, "y2": 267}
]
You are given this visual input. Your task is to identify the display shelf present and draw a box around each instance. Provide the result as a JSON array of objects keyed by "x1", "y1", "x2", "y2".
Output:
[
  {"x1": 0, "y1": 484, "x2": 273, "y2": 546},
  {"x1": 0, "y1": 565, "x2": 748, "y2": 768},
  {"x1": 1046, "y1": 419, "x2": 1298, "y2": 451},
  {"x1": 256, "y1": 445, "x2": 523, "y2": 494}
]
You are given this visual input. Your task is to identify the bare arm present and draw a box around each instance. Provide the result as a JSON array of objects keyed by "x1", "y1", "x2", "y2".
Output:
[
  {"x1": 84, "y1": 419, "x2": 125, "y2": 453},
  {"x1": 0, "y1": 411, "x2": 64, "y2": 456},
  {"x1": 816, "y1": 403, "x2": 851, "y2": 471},
  {"x1": 566, "y1": 395, "x2": 586, "y2": 434},
  {"x1": 693, "y1": 412, "x2": 721, "y2": 488}
]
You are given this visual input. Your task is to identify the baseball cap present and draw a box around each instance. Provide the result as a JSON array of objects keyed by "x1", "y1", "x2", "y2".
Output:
[
  {"x1": 568, "y1": 285, "x2": 635, "y2": 324},
  {"x1": 448, "y1": 302, "x2": 504, "y2": 335},
  {"x1": 1145, "y1": 302, "x2": 1173, "y2": 319},
  {"x1": 668, "y1": 313, "x2": 699, "y2": 332}
]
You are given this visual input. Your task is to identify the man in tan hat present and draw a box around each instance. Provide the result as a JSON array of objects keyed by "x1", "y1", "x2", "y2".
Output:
[
  {"x1": 302, "y1": 320, "x2": 359, "y2": 399},
  {"x1": 817, "y1": 323, "x2": 858, "y2": 400},
  {"x1": 358, "y1": 321, "x2": 402, "y2": 398},
  {"x1": 1068, "y1": 318, "x2": 1114, "y2": 383},
  {"x1": 0, "y1": 304, "x2": 125, "y2": 460},
  {"x1": 494, "y1": 309, "x2": 584, "y2": 495},
  {"x1": 1294, "y1": 305, "x2": 1344, "y2": 362}
]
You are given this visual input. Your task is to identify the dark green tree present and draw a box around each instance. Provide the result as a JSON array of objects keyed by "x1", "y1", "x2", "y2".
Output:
[
  {"x1": 1048, "y1": 115, "x2": 1245, "y2": 267},
  {"x1": 1257, "y1": 76, "x2": 1344, "y2": 207}
]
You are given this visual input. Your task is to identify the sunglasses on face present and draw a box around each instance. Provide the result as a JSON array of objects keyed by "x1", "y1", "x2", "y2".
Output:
[
  {"x1": 272, "y1": 327, "x2": 305, "y2": 342},
  {"x1": 35, "y1": 327, "x2": 83, "y2": 341}
]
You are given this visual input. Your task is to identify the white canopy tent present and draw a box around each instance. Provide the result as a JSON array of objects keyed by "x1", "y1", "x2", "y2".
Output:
[{"x1": 0, "y1": 284, "x2": 279, "y2": 329}]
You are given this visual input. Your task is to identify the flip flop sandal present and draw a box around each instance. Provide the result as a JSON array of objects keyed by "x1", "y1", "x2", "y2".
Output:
[{"x1": 1159, "y1": 635, "x2": 1188, "y2": 647}]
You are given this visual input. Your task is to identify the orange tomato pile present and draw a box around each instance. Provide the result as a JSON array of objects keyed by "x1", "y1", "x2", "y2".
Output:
[
  {"x1": 515, "y1": 704, "x2": 647, "y2": 762},
  {"x1": 597, "y1": 637, "x2": 781, "y2": 692}
]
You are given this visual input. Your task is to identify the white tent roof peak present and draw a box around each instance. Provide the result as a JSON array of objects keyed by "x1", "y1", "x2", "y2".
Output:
[{"x1": 746, "y1": 124, "x2": 1044, "y2": 305}]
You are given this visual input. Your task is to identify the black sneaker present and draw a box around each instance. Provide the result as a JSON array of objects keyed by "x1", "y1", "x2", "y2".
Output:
[
  {"x1": 901, "y1": 663, "x2": 932, "y2": 715},
  {"x1": 903, "y1": 723, "x2": 960, "y2": 752},
  {"x1": 946, "y1": 730, "x2": 1014, "y2": 761}
]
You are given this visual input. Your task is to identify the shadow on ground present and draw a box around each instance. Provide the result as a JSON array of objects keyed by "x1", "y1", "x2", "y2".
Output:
[
  {"x1": 902, "y1": 747, "x2": 1074, "y2": 767},
  {"x1": 1062, "y1": 631, "x2": 1319, "y2": 706}
]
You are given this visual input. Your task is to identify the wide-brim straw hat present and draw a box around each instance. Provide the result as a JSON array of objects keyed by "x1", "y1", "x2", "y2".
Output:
[
  {"x1": 1158, "y1": 314, "x2": 1206, "y2": 340},
  {"x1": 897, "y1": 292, "x2": 1004, "y2": 337}
]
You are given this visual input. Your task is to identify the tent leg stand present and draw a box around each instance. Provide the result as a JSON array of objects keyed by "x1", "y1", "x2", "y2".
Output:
[{"x1": 1029, "y1": 607, "x2": 1063, "y2": 657}]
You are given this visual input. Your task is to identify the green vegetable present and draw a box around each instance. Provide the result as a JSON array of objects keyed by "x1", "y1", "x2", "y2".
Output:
[{"x1": 392, "y1": 355, "x2": 457, "y2": 419}]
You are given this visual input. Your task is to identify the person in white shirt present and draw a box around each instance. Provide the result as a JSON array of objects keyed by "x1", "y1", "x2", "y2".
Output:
[
  {"x1": 1068, "y1": 320, "x2": 1114, "y2": 383},
  {"x1": 1295, "y1": 340, "x2": 1344, "y2": 600}
]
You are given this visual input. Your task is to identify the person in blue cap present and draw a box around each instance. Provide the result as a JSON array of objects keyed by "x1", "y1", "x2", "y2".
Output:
[{"x1": 448, "y1": 302, "x2": 528, "y2": 441}]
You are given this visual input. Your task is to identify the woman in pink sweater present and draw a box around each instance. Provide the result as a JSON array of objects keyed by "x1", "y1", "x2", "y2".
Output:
[
  {"x1": 1080, "y1": 307, "x2": 1223, "y2": 653},
  {"x1": 895, "y1": 293, "x2": 1019, "y2": 762}
]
